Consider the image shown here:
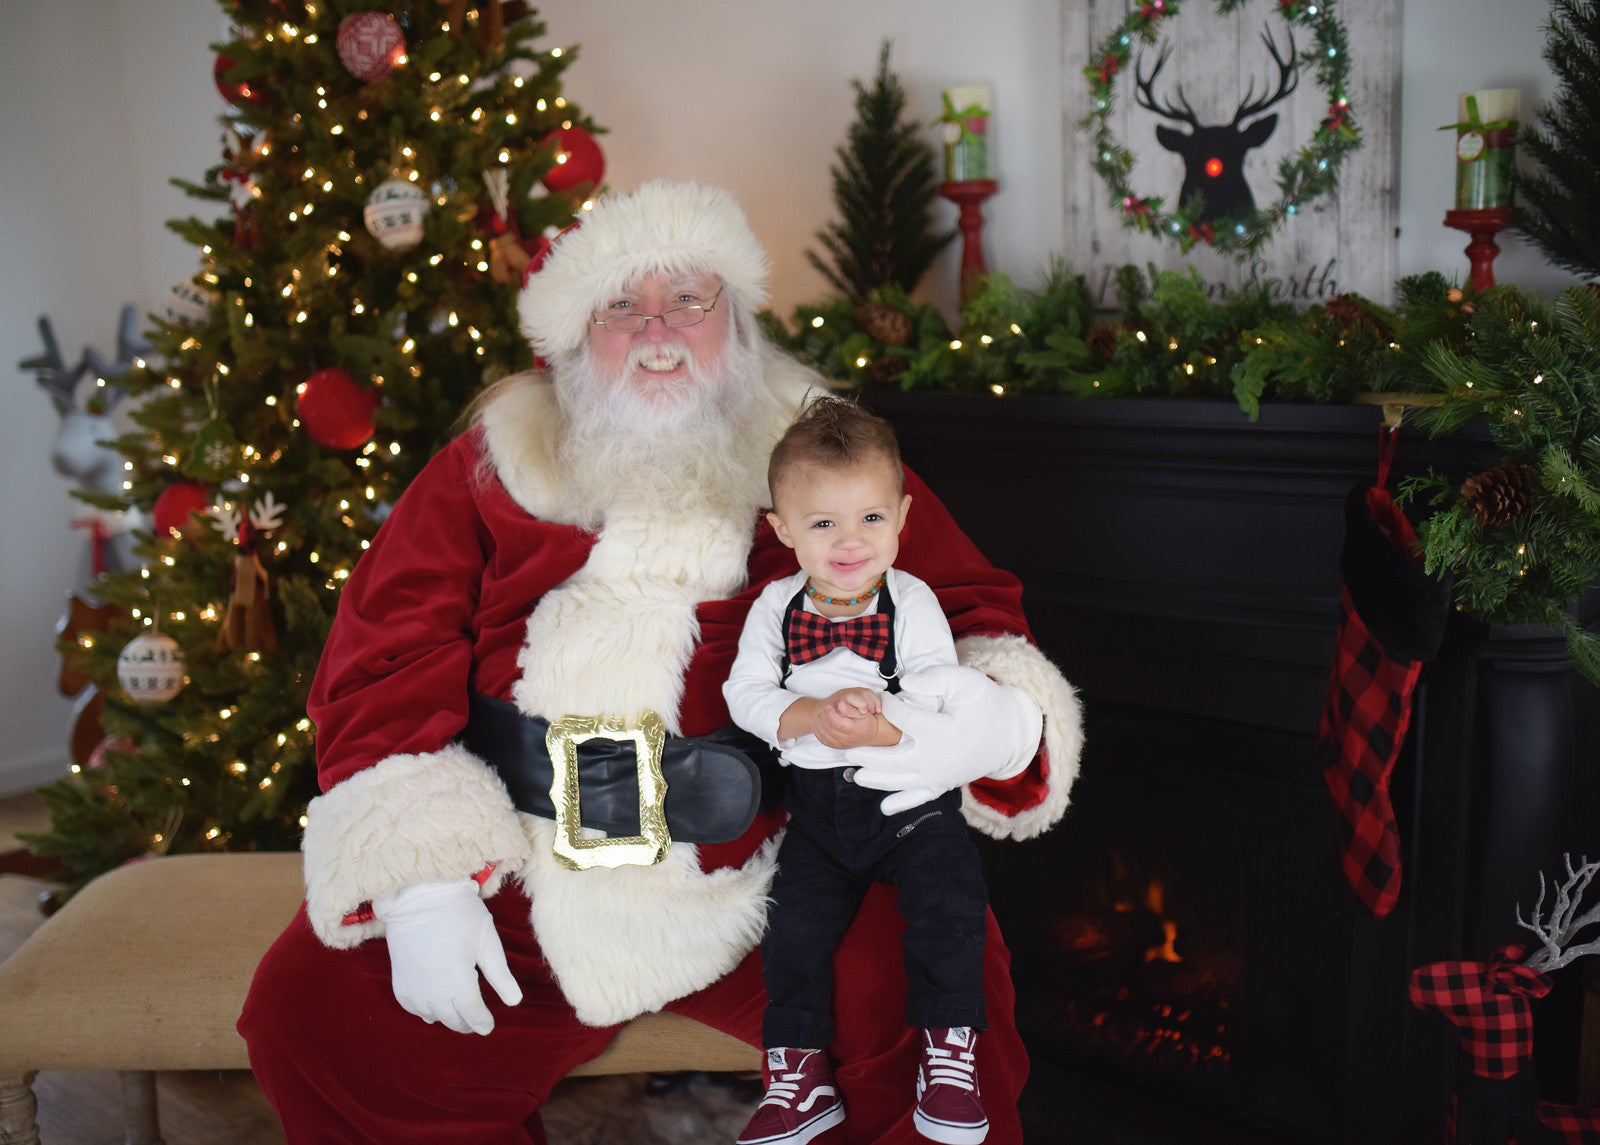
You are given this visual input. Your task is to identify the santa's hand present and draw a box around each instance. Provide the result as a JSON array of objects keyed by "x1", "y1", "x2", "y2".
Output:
[
  {"x1": 845, "y1": 665, "x2": 1043, "y2": 816},
  {"x1": 372, "y1": 877, "x2": 523, "y2": 1036}
]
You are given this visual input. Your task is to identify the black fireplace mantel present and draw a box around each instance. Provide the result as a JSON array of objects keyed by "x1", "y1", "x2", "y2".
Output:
[{"x1": 864, "y1": 389, "x2": 1600, "y2": 1145}]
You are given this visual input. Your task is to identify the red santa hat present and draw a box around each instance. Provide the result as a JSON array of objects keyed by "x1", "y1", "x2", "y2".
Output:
[{"x1": 517, "y1": 179, "x2": 771, "y2": 362}]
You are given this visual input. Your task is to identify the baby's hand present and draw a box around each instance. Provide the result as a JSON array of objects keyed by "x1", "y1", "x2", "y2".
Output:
[
  {"x1": 813, "y1": 689, "x2": 900, "y2": 749},
  {"x1": 829, "y1": 688, "x2": 882, "y2": 719},
  {"x1": 814, "y1": 700, "x2": 875, "y2": 750}
]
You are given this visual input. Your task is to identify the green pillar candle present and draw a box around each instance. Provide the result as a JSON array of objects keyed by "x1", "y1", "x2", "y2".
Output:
[
  {"x1": 1451, "y1": 88, "x2": 1520, "y2": 210},
  {"x1": 940, "y1": 85, "x2": 992, "y2": 183}
]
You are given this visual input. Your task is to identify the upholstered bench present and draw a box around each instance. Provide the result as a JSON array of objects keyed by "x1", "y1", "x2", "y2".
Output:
[{"x1": 0, "y1": 851, "x2": 759, "y2": 1144}]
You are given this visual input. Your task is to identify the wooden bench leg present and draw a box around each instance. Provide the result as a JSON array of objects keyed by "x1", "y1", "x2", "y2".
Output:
[
  {"x1": 0, "y1": 1072, "x2": 40, "y2": 1145},
  {"x1": 119, "y1": 1071, "x2": 165, "y2": 1145}
]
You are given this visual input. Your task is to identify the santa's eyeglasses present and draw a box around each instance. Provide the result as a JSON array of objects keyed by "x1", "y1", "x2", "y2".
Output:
[{"x1": 592, "y1": 287, "x2": 723, "y2": 334}]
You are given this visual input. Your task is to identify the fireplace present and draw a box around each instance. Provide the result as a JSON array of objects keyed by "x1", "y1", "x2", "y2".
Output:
[{"x1": 868, "y1": 390, "x2": 1600, "y2": 1144}]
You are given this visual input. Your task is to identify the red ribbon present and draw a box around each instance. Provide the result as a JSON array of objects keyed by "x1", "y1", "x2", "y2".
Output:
[{"x1": 72, "y1": 516, "x2": 112, "y2": 579}]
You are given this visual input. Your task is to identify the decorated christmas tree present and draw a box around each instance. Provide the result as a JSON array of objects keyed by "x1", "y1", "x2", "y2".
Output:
[
  {"x1": 807, "y1": 41, "x2": 953, "y2": 304},
  {"x1": 28, "y1": 0, "x2": 602, "y2": 894},
  {"x1": 1516, "y1": 0, "x2": 1600, "y2": 280}
]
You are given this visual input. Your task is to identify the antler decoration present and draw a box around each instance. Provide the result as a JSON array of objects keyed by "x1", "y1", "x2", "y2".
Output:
[
  {"x1": 19, "y1": 316, "x2": 90, "y2": 417},
  {"x1": 1517, "y1": 854, "x2": 1600, "y2": 973},
  {"x1": 248, "y1": 491, "x2": 286, "y2": 533},
  {"x1": 21, "y1": 307, "x2": 146, "y2": 417},
  {"x1": 80, "y1": 304, "x2": 150, "y2": 412}
]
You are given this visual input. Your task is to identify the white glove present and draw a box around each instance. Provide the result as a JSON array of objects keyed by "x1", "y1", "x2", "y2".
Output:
[
  {"x1": 844, "y1": 665, "x2": 1043, "y2": 816},
  {"x1": 372, "y1": 877, "x2": 523, "y2": 1036}
]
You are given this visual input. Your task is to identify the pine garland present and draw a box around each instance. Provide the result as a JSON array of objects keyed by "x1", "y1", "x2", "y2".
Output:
[
  {"x1": 765, "y1": 271, "x2": 1600, "y2": 686},
  {"x1": 1516, "y1": 0, "x2": 1600, "y2": 281},
  {"x1": 807, "y1": 41, "x2": 953, "y2": 301},
  {"x1": 1402, "y1": 285, "x2": 1600, "y2": 681}
]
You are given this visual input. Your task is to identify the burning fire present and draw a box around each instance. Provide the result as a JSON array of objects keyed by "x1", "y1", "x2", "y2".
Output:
[
  {"x1": 1038, "y1": 854, "x2": 1238, "y2": 1074},
  {"x1": 1110, "y1": 861, "x2": 1182, "y2": 964}
]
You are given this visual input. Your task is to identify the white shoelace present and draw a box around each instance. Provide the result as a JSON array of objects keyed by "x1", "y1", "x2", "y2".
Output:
[
  {"x1": 760, "y1": 1074, "x2": 802, "y2": 1109},
  {"x1": 760, "y1": 1051, "x2": 826, "y2": 1109},
  {"x1": 924, "y1": 1033, "x2": 979, "y2": 1092}
]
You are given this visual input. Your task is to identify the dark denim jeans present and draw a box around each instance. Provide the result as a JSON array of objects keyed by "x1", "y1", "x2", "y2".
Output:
[{"x1": 760, "y1": 766, "x2": 989, "y2": 1050}]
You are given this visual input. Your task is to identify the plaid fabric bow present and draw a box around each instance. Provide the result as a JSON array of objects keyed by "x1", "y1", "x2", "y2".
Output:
[
  {"x1": 786, "y1": 611, "x2": 892, "y2": 668},
  {"x1": 1409, "y1": 944, "x2": 1550, "y2": 1080}
]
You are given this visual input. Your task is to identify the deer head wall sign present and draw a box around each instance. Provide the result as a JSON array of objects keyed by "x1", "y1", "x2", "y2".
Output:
[
  {"x1": 1082, "y1": 0, "x2": 1361, "y2": 258},
  {"x1": 1134, "y1": 25, "x2": 1300, "y2": 224}
]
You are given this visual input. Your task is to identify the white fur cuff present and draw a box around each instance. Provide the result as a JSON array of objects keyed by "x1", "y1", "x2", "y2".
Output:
[
  {"x1": 955, "y1": 634, "x2": 1083, "y2": 841},
  {"x1": 301, "y1": 744, "x2": 532, "y2": 947}
]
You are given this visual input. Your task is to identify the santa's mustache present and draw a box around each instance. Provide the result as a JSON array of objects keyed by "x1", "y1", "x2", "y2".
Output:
[{"x1": 627, "y1": 341, "x2": 695, "y2": 373}]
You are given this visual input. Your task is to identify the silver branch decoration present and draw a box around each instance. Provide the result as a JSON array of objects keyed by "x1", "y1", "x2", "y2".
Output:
[{"x1": 1517, "y1": 854, "x2": 1600, "y2": 973}]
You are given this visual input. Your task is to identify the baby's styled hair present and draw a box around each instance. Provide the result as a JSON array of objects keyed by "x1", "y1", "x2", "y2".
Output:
[{"x1": 767, "y1": 394, "x2": 904, "y2": 504}]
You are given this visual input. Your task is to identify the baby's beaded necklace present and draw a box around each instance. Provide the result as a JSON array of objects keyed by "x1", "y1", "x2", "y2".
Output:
[{"x1": 803, "y1": 576, "x2": 885, "y2": 608}]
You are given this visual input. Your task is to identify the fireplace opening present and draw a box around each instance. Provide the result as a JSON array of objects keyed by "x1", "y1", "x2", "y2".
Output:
[
  {"x1": 981, "y1": 699, "x2": 1343, "y2": 1142},
  {"x1": 1047, "y1": 857, "x2": 1241, "y2": 1079}
]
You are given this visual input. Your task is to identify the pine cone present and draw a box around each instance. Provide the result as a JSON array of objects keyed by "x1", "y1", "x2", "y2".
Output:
[
  {"x1": 1085, "y1": 324, "x2": 1122, "y2": 360},
  {"x1": 1461, "y1": 462, "x2": 1533, "y2": 526},
  {"x1": 867, "y1": 356, "x2": 906, "y2": 384},
  {"x1": 855, "y1": 303, "x2": 913, "y2": 347},
  {"x1": 1325, "y1": 293, "x2": 1374, "y2": 329}
]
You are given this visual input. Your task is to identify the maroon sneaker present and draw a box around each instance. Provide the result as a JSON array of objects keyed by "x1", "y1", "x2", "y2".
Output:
[
  {"x1": 913, "y1": 1027, "x2": 988, "y2": 1144},
  {"x1": 736, "y1": 1047, "x2": 847, "y2": 1145}
]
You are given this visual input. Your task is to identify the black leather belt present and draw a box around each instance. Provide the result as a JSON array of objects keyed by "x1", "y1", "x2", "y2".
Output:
[{"x1": 461, "y1": 691, "x2": 780, "y2": 845}]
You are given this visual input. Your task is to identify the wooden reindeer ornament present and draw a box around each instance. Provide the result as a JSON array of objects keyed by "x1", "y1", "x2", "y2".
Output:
[{"x1": 210, "y1": 493, "x2": 286, "y2": 655}]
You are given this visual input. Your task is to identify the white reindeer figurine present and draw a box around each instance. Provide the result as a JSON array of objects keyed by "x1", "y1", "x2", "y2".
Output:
[{"x1": 19, "y1": 305, "x2": 151, "y2": 580}]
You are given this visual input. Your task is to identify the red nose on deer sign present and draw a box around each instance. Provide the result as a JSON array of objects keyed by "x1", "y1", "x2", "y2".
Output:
[{"x1": 1083, "y1": 0, "x2": 1361, "y2": 258}]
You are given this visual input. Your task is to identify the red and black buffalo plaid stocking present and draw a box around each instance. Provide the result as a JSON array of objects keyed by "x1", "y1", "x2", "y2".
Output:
[{"x1": 1318, "y1": 428, "x2": 1451, "y2": 918}]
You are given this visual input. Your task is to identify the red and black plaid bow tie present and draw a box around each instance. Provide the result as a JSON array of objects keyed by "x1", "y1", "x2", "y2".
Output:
[{"x1": 786, "y1": 611, "x2": 891, "y2": 667}]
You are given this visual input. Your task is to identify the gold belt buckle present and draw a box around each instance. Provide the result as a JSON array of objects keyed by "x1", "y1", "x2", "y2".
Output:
[{"x1": 544, "y1": 711, "x2": 671, "y2": 870}]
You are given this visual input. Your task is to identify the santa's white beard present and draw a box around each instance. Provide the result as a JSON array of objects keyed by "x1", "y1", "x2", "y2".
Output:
[{"x1": 552, "y1": 332, "x2": 770, "y2": 527}]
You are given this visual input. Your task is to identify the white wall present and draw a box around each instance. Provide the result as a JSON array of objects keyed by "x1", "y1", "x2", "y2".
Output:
[{"x1": 0, "y1": 0, "x2": 1581, "y2": 794}]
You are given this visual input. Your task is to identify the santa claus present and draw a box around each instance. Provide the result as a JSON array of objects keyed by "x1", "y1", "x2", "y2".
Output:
[{"x1": 239, "y1": 179, "x2": 1082, "y2": 1143}]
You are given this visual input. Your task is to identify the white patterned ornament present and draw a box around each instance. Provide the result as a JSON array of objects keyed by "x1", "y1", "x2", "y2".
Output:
[
  {"x1": 163, "y1": 281, "x2": 216, "y2": 328},
  {"x1": 117, "y1": 631, "x2": 187, "y2": 705},
  {"x1": 363, "y1": 178, "x2": 429, "y2": 250}
]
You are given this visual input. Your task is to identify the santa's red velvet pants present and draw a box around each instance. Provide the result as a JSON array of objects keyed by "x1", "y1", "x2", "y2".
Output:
[{"x1": 239, "y1": 879, "x2": 1028, "y2": 1143}]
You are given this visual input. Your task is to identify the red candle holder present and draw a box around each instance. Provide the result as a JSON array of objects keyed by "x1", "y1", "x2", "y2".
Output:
[
  {"x1": 1443, "y1": 206, "x2": 1513, "y2": 292},
  {"x1": 939, "y1": 179, "x2": 999, "y2": 303}
]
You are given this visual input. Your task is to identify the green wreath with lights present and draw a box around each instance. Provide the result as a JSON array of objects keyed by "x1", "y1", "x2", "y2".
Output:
[{"x1": 1084, "y1": 0, "x2": 1362, "y2": 257}]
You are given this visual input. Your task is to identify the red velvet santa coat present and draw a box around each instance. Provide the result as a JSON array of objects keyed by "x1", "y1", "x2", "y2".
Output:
[{"x1": 300, "y1": 359, "x2": 1081, "y2": 1027}]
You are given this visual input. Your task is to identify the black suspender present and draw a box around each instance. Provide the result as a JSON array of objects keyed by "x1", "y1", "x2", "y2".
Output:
[{"x1": 779, "y1": 578, "x2": 901, "y2": 694}]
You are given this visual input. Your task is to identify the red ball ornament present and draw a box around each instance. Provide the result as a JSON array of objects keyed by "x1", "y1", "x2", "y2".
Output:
[
  {"x1": 152, "y1": 480, "x2": 212, "y2": 542},
  {"x1": 337, "y1": 12, "x2": 407, "y2": 81},
  {"x1": 540, "y1": 125, "x2": 605, "y2": 193},
  {"x1": 298, "y1": 368, "x2": 379, "y2": 450},
  {"x1": 214, "y1": 53, "x2": 270, "y2": 107}
]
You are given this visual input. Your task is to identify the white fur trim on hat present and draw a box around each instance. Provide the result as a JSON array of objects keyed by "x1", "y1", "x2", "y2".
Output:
[{"x1": 517, "y1": 180, "x2": 770, "y2": 361}]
